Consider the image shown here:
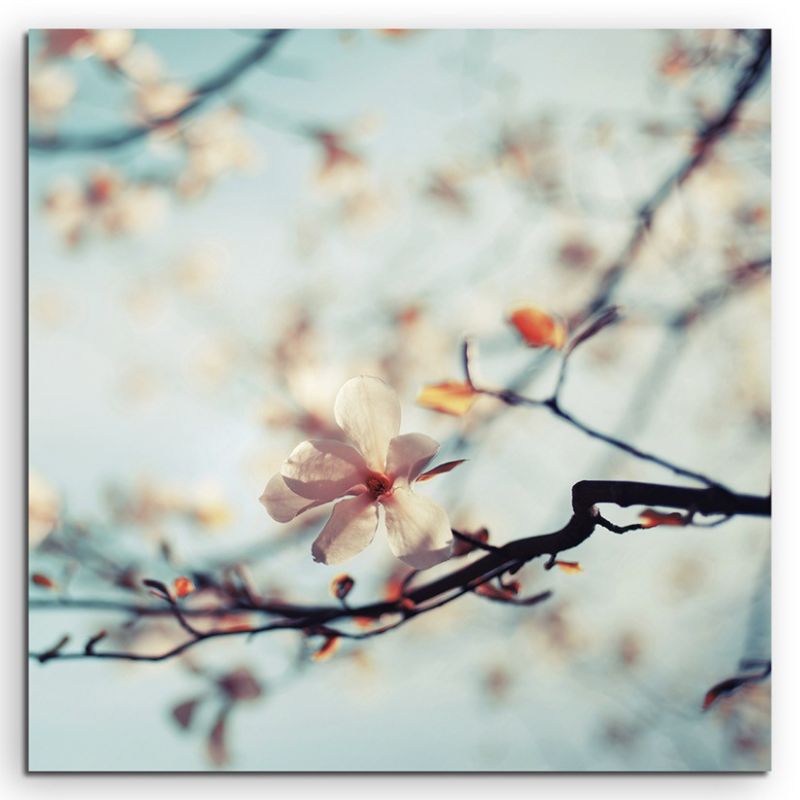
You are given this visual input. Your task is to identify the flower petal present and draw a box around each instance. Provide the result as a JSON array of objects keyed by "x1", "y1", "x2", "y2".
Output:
[
  {"x1": 281, "y1": 439, "x2": 367, "y2": 501},
  {"x1": 311, "y1": 494, "x2": 379, "y2": 565},
  {"x1": 386, "y1": 433, "x2": 440, "y2": 483},
  {"x1": 334, "y1": 376, "x2": 401, "y2": 471},
  {"x1": 382, "y1": 485, "x2": 453, "y2": 569},
  {"x1": 260, "y1": 473, "x2": 326, "y2": 523}
]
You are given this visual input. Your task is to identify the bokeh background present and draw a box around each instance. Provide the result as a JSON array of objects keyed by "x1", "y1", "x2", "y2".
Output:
[{"x1": 28, "y1": 29, "x2": 770, "y2": 771}]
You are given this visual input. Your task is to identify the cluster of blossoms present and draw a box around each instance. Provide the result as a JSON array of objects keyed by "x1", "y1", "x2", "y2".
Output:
[
  {"x1": 261, "y1": 376, "x2": 456, "y2": 569},
  {"x1": 44, "y1": 167, "x2": 168, "y2": 245}
]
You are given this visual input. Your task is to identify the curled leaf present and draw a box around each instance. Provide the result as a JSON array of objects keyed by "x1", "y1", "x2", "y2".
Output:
[
  {"x1": 311, "y1": 635, "x2": 340, "y2": 662},
  {"x1": 330, "y1": 573, "x2": 355, "y2": 601},
  {"x1": 639, "y1": 509, "x2": 686, "y2": 528},
  {"x1": 508, "y1": 307, "x2": 567, "y2": 349},
  {"x1": 416, "y1": 459, "x2": 467, "y2": 482},
  {"x1": 417, "y1": 381, "x2": 478, "y2": 416},
  {"x1": 555, "y1": 560, "x2": 583, "y2": 574},
  {"x1": 474, "y1": 583, "x2": 518, "y2": 602},
  {"x1": 565, "y1": 306, "x2": 621, "y2": 356}
]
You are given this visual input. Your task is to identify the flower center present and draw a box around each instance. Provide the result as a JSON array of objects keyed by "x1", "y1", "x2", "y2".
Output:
[{"x1": 365, "y1": 471, "x2": 392, "y2": 499}]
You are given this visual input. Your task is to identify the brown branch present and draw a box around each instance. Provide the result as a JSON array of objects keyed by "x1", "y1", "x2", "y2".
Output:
[
  {"x1": 30, "y1": 479, "x2": 769, "y2": 665},
  {"x1": 29, "y1": 30, "x2": 290, "y2": 153}
]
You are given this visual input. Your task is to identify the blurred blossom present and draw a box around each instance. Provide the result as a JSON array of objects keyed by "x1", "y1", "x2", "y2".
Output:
[
  {"x1": 171, "y1": 245, "x2": 228, "y2": 293},
  {"x1": 117, "y1": 42, "x2": 165, "y2": 84},
  {"x1": 29, "y1": 66, "x2": 76, "y2": 121},
  {"x1": 43, "y1": 167, "x2": 169, "y2": 244},
  {"x1": 313, "y1": 130, "x2": 367, "y2": 193},
  {"x1": 101, "y1": 183, "x2": 169, "y2": 235},
  {"x1": 43, "y1": 178, "x2": 87, "y2": 245},
  {"x1": 28, "y1": 471, "x2": 60, "y2": 548},
  {"x1": 176, "y1": 107, "x2": 260, "y2": 198},
  {"x1": 30, "y1": 290, "x2": 70, "y2": 329},
  {"x1": 41, "y1": 29, "x2": 94, "y2": 59},
  {"x1": 90, "y1": 29, "x2": 135, "y2": 63},
  {"x1": 136, "y1": 81, "x2": 194, "y2": 123},
  {"x1": 425, "y1": 168, "x2": 470, "y2": 214}
]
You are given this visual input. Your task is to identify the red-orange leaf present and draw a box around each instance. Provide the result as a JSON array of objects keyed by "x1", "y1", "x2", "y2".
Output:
[
  {"x1": 555, "y1": 560, "x2": 583, "y2": 574},
  {"x1": 416, "y1": 459, "x2": 467, "y2": 482},
  {"x1": 31, "y1": 573, "x2": 56, "y2": 589},
  {"x1": 508, "y1": 307, "x2": 567, "y2": 349},
  {"x1": 475, "y1": 583, "x2": 517, "y2": 601},
  {"x1": 639, "y1": 509, "x2": 686, "y2": 528},
  {"x1": 311, "y1": 635, "x2": 340, "y2": 662},
  {"x1": 417, "y1": 381, "x2": 478, "y2": 416},
  {"x1": 173, "y1": 576, "x2": 195, "y2": 597}
]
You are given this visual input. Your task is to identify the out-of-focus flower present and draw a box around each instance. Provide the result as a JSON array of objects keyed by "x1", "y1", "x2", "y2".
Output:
[
  {"x1": 425, "y1": 168, "x2": 470, "y2": 214},
  {"x1": 557, "y1": 237, "x2": 598, "y2": 272},
  {"x1": 101, "y1": 183, "x2": 169, "y2": 235},
  {"x1": 176, "y1": 107, "x2": 259, "y2": 198},
  {"x1": 184, "y1": 482, "x2": 233, "y2": 530},
  {"x1": 43, "y1": 178, "x2": 88, "y2": 245},
  {"x1": 41, "y1": 29, "x2": 93, "y2": 59},
  {"x1": 313, "y1": 130, "x2": 366, "y2": 193},
  {"x1": 136, "y1": 81, "x2": 194, "y2": 123},
  {"x1": 43, "y1": 167, "x2": 169, "y2": 244},
  {"x1": 90, "y1": 29, "x2": 135, "y2": 63},
  {"x1": 29, "y1": 66, "x2": 76, "y2": 120},
  {"x1": 118, "y1": 42, "x2": 164, "y2": 84},
  {"x1": 261, "y1": 376, "x2": 457, "y2": 568},
  {"x1": 29, "y1": 471, "x2": 60, "y2": 547}
]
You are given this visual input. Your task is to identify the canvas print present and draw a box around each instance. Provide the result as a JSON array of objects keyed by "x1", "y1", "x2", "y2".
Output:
[{"x1": 27, "y1": 28, "x2": 771, "y2": 772}]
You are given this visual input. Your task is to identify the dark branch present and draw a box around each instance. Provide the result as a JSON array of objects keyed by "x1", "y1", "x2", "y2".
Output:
[
  {"x1": 30, "y1": 30, "x2": 290, "y2": 153},
  {"x1": 576, "y1": 30, "x2": 771, "y2": 324},
  {"x1": 30, "y1": 479, "x2": 769, "y2": 665}
]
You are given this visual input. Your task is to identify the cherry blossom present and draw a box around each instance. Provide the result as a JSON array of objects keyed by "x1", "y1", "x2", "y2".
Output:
[{"x1": 261, "y1": 376, "x2": 455, "y2": 569}]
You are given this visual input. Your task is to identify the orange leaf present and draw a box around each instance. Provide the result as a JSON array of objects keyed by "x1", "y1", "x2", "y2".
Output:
[
  {"x1": 555, "y1": 560, "x2": 582, "y2": 574},
  {"x1": 416, "y1": 459, "x2": 467, "y2": 482},
  {"x1": 31, "y1": 573, "x2": 56, "y2": 589},
  {"x1": 311, "y1": 635, "x2": 340, "y2": 662},
  {"x1": 475, "y1": 583, "x2": 517, "y2": 601},
  {"x1": 417, "y1": 381, "x2": 478, "y2": 416},
  {"x1": 173, "y1": 576, "x2": 195, "y2": 597},
  {"x1": 638, "y1": 509, "x2": 686, "y2": 528},
  {"x1": 508, "y1": 307, "x2": 567, "y2": 349},
  {"x1": 330, "y1": 574, "x2": 355, "y2": 601}
]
